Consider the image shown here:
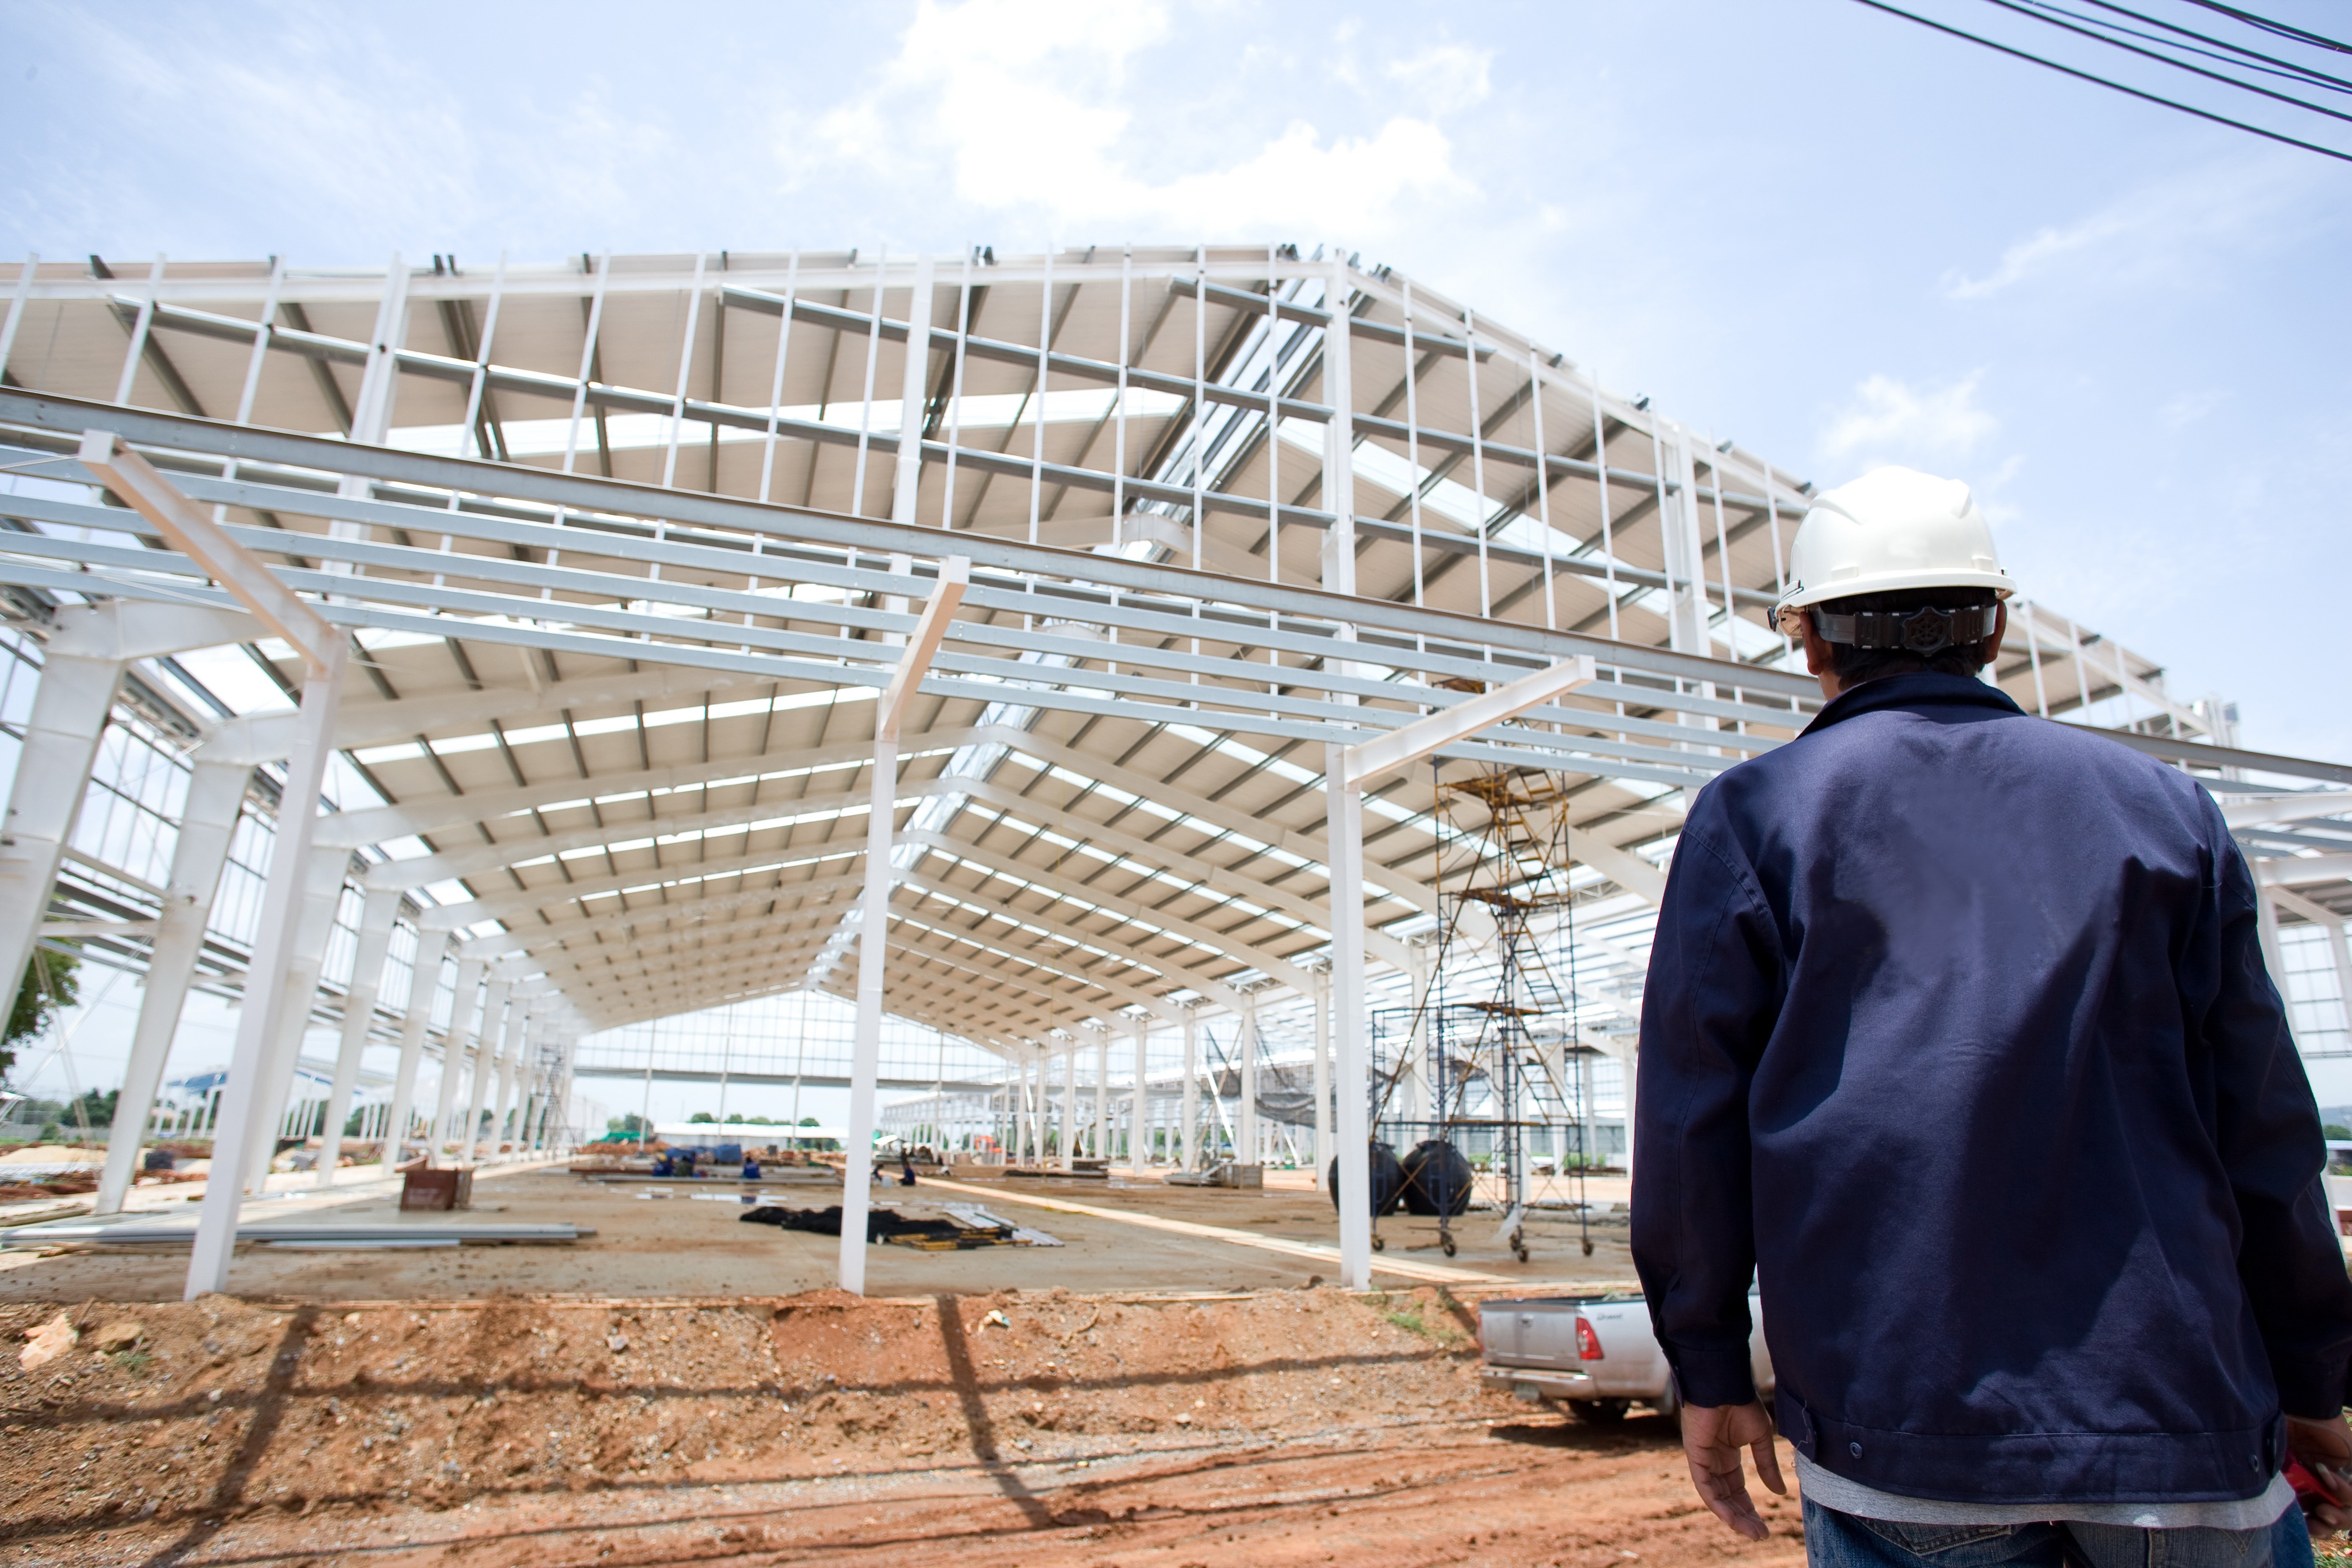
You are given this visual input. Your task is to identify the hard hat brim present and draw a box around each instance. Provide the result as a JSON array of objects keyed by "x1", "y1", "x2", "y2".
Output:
[{"x1": 1774, "y1": 567, "x2": 2017, "y2": 616}]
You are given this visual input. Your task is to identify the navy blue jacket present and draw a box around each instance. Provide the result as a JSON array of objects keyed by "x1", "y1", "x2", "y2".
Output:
[{"x1": 1630, "y1": 671, "x2": 2352, "y2": 1505}]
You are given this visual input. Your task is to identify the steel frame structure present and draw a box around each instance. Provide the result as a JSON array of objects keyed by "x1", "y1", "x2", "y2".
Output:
[{"x1": 0, "y1": 246, "x2": 2344, "y2": 1293}]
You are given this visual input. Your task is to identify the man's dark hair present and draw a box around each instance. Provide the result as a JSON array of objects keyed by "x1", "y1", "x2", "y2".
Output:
[{"x1": 1813, "y1": 586, "x2": 1999, "y2": 686}]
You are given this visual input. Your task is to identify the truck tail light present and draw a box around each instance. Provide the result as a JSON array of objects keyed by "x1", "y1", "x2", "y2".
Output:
[{"x1": 1576, "y1": 1317, "x2": 1604, "y2": 1361}]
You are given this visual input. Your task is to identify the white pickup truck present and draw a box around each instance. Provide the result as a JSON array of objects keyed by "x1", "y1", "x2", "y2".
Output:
[{"x1": 1478, "y1": 1288, "x2": 1773, "y2": 1424}]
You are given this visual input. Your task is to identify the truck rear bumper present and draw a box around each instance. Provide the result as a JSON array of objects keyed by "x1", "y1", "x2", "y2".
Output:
[{"x1": 1480, "y1": 1368, "x2": 1601, "y2": 1402}]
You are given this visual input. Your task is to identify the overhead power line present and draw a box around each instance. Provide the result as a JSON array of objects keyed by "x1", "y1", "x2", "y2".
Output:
[
  {"x1": 2055, "y1": 0, "x2": 2352, "y2": 95},
  {"x1": 2183, "y1": 1, "x2": 2352, "y2": 57},
  {"x1": 1849, "y1": 0, "x2": 2352, "y2": 162},
  {"x1": 1986, "y1": 0, "x2": 2352, "y2": 124}
]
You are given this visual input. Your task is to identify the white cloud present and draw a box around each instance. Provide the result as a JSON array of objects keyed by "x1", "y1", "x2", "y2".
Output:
[
  {"x1": 10, "y1": 1, "x2": 685, "y2": 254},
  {"x1": 1818, "y1": 371, "x2": 1998, "y2": 466},
  {"x1": 800, "y1": 0, "x2": 1475, "y2": 236},
  {"x1": 1942, "y1": 155, "x2": 2314, "y2": 302},
  {"x1": 1384, "y1": 44, "x2": 1493, "y2": 116},
  {"x1": 2158, "y1": 388, "x2": 2227, "y2": 428}
]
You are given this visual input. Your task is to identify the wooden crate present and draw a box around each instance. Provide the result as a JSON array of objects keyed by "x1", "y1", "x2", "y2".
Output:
[{"x1": 400, "y1": 1167, "x2": 473, "y2": 1212}]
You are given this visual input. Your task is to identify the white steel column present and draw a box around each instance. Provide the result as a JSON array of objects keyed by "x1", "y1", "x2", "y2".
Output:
[
  {"x1": 1406, "y1": 946, "x2": 1433, "y2": 1124},
  {"x1": 183, "y1": 647, "x2": 346, "y2": 1296},
  {"x1": 0, "y1": 649, "x2": 121, "y2": 1011},
  {"x1": 1093, "y1": 1032, "x2": 1109, "y2": 1161},
  {"x1": 1660, "y1": 429, "x2": 1712, "y2": 657},
  {"x1": 1181, "y1": 1011, "x2": 1199, "y2": 1171},
  {"x1": 1057, "y1": 1047, "x2": 1076, "y2": 1169},
  {"x1": 890, "y1": 258, "x2": 936, "y2": 527},
  {"x1": 1130, "y1": 1015, "x2": 1149, "y2": 1177},
  {"x1": 1238, "y1": 994, "x2": 1260, "y2": 1169},
  {"x1": 1618, "y1": 1044, "x2": 1640, "y2": 1176},
  {"x1": 1015, "y1": 1053, "x2": 1032, "y2": 1163},
  {"x1": 433, "y1": 957, "x2": 485, "y2": 1159},
  {"x1": 1319, "y1": 252, "x2": 1357, "y2": 597},
  {"x1": 1312, "y1": 969, "x2": 1332, "y2": 1185},
  {"x1": 94, "y1": 759, "x2": 247, "y2": 1215},
  {"x1": 1028, "y1": 1050, "x2": 1043, "y2": 1164},
  {"x1": 842, "y1": 707, "x2": 895, "y2": 1252},
  {"x1": 1013, "y1": 1053, "x2": 1028, "y2": 1163},
  {"x1": 1325, "y1": 744, "x2": 1373, "y2": 1287},
  {"x1": 465, "y1": 979, "x2": 510, "y2": 1161},
  {"x1": 245, "y1": 844, "x2": 347, "y2": 1196},
  {"x1": 381, "y1": 931, "x2": 446, "y2": 1173},
  {"x1": 315, "y1": 885, "x2": 402, "y2": 1184},
  {"x1": 841, "y1": 559, "x2": 969, "y2": 1295},
  {"x1": 1318, "y1": 250, "x2": 1369, "y2": 1279},
  {"x1": 487, "y1": 1011, "x2": 524, "y2": 1161}
]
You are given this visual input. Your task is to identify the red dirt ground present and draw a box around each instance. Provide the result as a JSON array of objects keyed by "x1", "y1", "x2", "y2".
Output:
[{"x1": 0, "y1": 1289, "x2": 1807, "y2": 1567}]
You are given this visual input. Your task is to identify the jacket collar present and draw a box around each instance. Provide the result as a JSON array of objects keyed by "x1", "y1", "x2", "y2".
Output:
[{"x1": 1800, "y1": 671, "x2": 2026, "y2": 739}]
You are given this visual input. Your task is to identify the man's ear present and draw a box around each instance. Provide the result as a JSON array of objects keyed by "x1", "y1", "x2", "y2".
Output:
[{"x1": 1798, "y1": 611, "x2": 1833, "y2": 677}]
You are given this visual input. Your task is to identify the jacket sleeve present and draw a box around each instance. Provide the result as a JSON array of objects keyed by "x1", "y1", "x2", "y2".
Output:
[
  {"x1": 1630, "y1": 797, "x2": 1785, "y2": 1408},
  {"x1": 2198, "y1": 811, "x2": 2352, "y2": 1420}
]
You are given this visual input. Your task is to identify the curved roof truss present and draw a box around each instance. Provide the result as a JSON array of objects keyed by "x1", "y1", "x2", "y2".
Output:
[{"x1": 0, "y1": 245, "x2": 2341, "y2": 1076}]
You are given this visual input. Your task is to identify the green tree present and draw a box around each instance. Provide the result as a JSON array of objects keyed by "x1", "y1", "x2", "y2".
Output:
[
  {"x1": 725, "y1": 1112, "x2": 745, "y2": 1124},
  {"x1": 2325, "y1": 1124, "x2": 2351, "y2": 1140},
  {"x1": 606, "y1": 1112, "x2": 647, "y2": 1135},
  {"x1": 689, "y1": 1111, "x2": 716, "y2": 1124},
  {"x1": 798, "y1": 1116, "x2": 820, "y2": 1127},
  {"x1": 1, "y1": 946, "x2": 79, "y2": 1083}
]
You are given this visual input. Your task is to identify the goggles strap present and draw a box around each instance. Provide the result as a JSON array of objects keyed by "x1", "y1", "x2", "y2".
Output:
[{"x1": 1807, "y1": 603, "x2": 1999, "y2": 654}]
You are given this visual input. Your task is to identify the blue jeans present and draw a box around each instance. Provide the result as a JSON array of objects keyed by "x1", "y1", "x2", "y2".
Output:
[{"x1": 1802, "y1": 1497, "x2": 2316, "y2": 1568}]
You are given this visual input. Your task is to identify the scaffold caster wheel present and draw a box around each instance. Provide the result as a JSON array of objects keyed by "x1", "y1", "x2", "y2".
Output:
[
  {"x1": 1512, "y1": 1244, "x2": 1529, "y2": 1263},
  {"x1": 1581, "y1": 1237, "x2": 1595, "y2": 1257},
  {"x1": 1372, "y1": 1235, "x2": 1385, "y2": 1252},
  {"x1": 1441, "y1": 1236, "x2": 1457, "y2": 1258}
]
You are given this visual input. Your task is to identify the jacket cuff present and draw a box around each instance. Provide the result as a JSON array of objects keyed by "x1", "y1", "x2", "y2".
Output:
[{"x1": 1666, "y1": 1341, "x2": 1757, "y2": 1408}]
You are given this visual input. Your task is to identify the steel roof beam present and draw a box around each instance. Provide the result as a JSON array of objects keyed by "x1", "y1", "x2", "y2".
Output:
[
  {"x1": 459, "y1": 872, "x2": 866, "y2": 961},
  {"x1": 375, "y1": 767, "x2": 1391, "y2": 970},
  {"x1": 335, "y1": 728, "x2": 979, "y2": 853},
  {"x1": 0, "y1": 391, "x2": 1813, "y2": 699},
  {"x1": 0, "y1": 524, "x2": 1741, "y2": 786},
  {"x1": 431, "y1": 841, "x2": 877, "y2": 932},
  {"x1": 4, "y1": 481, "x2": 1782, "y2": 751},
  {"x1": 894, "y1": 868, "x2": 1253, "y2": 1014},
  {"x1": 902, "y1": 830, "x2": 1311, "y2": 993},
  {"x1": 208, "y1": 663, "x2": 777, "y2": 766}
]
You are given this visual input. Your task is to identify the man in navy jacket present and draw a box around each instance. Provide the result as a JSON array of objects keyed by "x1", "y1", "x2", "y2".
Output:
[{"x1": 1629, "y1": 467, "x2": 2352, "y2": 1566}]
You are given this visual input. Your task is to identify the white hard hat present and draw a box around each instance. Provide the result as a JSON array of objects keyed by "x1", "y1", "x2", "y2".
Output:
[{"x1": 1774, "y1": 466, "x2": 2016, "y2": 624}]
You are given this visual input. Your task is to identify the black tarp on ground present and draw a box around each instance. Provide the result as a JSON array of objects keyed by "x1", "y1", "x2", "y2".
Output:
[{"x1": 740, "y1": 1205, "x2": 1015, "y2": 1248}]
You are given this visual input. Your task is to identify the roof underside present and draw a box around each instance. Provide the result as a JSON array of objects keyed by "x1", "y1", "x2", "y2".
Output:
[{"x1": 0, "y1": 246, "x2": 2340, "y2": 1063}]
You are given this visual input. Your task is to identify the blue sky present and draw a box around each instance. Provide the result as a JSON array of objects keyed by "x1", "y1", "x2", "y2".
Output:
[{"x1": 3, "y1": 0, "x2": 2346, "y2": 756}]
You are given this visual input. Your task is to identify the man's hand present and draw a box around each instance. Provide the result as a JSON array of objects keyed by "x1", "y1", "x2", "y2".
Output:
[
  {"x1": 1680, "y1": 1400, "x2": 1788, "y2": 1540},
  {"x1": 2287, "y1": 1414, "x2": 2352, "y2": 1538}
]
